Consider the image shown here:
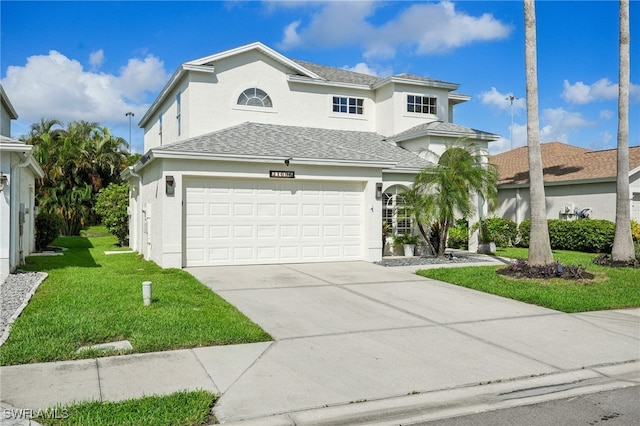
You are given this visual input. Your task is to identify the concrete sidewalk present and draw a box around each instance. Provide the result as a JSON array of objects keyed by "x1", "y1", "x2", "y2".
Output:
[{"x1": 1, "y1": 261, "x2": 639, "y2": 425}]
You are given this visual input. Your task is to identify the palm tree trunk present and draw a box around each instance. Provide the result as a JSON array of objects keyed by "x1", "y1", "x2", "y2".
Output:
[
  {"x1": 524, "y1": 0, "x2": 554, "y2": 265},
  {"x1": 611, "y1": 0, "x2": 635, "y2": 261}
]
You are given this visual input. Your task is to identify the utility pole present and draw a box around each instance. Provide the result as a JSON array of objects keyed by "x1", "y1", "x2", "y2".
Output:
[
  {"x1": 505, "y1": 94, "x2": 519, "y2": 151},
  {"x1": 125, "y1": 111, "x2": 135, "y2": 154}
]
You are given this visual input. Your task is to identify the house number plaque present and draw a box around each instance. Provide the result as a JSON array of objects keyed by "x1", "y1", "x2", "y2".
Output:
[{"x1": 269, "y1": 170, "x2": 295, "y2": 179}]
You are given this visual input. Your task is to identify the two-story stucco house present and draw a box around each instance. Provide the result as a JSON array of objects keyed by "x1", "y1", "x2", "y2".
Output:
[
  {"x1": 0, "y1": 85, "x2": 44, "y2": 281},
  {"x1": 125, "y1": 42, "x2": 499, "y2": 268}
]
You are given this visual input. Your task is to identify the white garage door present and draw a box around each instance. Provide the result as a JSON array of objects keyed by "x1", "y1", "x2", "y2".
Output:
[{"x1": 185, "y1": 178, "x2": 365, "y2": 266}]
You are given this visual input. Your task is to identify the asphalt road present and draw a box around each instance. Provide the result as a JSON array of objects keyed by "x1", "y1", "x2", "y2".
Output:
[{"x1": 412, "y1": 385, "x2": 640, "y2": 426}]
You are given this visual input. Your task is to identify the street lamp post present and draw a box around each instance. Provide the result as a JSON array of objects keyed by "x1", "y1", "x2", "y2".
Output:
[
  {"x1": 505, "y1": 94, "x2": 519, "y2": 151},
  {"x1": 125, "y1": 112, "x2": 134, "y2": 154}
]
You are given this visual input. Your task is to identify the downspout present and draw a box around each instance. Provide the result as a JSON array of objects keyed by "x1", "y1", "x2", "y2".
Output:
[
  {"x1": 127, "y1": 167, "x2": 142, "y2": 252},
  {"x1": 10, "y1": 154, "x2": 34, "y2": 267}
]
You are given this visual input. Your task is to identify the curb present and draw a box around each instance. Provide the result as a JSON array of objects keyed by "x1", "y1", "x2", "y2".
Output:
[{"x1": 216, "y1": 361, "x2": 640, "y2": 425}]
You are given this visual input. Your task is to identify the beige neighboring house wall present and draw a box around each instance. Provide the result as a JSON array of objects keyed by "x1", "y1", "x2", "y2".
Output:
[
  {"x1": 0, "y1": 85, "x2": 45, "y2": 281},
  {"x1": 491, "y1": 142, "x2": 640, "y2": 225}
]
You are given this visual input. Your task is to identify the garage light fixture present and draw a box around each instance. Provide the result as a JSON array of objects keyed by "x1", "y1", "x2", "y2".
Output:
[
  {"x1": 0, "y1": 172, "x2": 7, "y2": 192},
  {"x1": 375, "y1": 182, "x2": 383, "y2": 200},
  {"x1": 165, "y1": 175, "x2": 175, "y2": 196},
  {"x1": 284, "y1": 157, "x2": 292, "y2": 166}
]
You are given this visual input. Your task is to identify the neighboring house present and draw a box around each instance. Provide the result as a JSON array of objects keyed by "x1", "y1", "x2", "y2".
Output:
[
  {"x1": 125, "y1": 42, "x2": 499, "y2": 268},
  {"x1": 491, "y1": 142, "x2": 640, "y2": 225},
  {"x1": 0, "y1": 85, "x2": 45, "y2": 281}
]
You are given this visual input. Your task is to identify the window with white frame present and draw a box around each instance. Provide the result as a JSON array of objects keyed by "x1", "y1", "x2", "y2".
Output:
[
  {"x1": 407, "y1": 94, "x2": 437, "y2": 114},
  {"x1": 382, "y1": 186, "x2": 411, "y2": 236},
  {"x1": 332, "y1": 96, "x2": 363, "y2": 115},
  {"x1": 237, "y1": 88, "x2": 273, "y2": 108},
  {"x1": 176, "y1": 92, "x2": 182, "y2": 136}
]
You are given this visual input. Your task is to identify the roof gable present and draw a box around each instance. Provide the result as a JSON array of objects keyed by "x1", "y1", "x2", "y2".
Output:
[{"x1": 491, "y1": 142, "x2": 640, "y2": 185}]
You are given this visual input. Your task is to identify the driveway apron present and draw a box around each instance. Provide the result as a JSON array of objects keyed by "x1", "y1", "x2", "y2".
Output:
[{"x1": 186, "y1": 261, "x2": 640, "y2": 423}]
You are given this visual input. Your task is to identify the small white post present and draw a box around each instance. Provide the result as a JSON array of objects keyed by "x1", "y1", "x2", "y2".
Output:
[{"x1": 142, "y1": 281, "x2": 152, "y2": 306}]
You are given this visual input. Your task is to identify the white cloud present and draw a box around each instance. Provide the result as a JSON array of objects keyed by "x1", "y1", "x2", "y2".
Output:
[
  {"x1": 562, "y1": 78, "x2": 640, "y2": 104},
  {"x1": 599, "y1": 109, "x2": 614, "y2": 120},
  {"x1": 1, "y1": 50, "x2": 169, "y2": 126},
  {"x1": 279, "y1": 2, "x2": 375, "y2": 51},
  {"x1": 89, "y1": 49, "x2": 105, "y2": 69},
  {"x1": 479, "y1": 87, "x2": 526, "y2": 111},
  {"x1": 343, "y1": 62, "x2": 377, "y2": 76},
  {"x1": 539, "y1": 107, "x2": 595, "y2": 142},
  {"x1": 341, "y1": 62, "x2": 393, "y2": 78},
  {"x1": 278, "y1": 1, "x2": 512, "y2": 59},
  {"x1": 489, "y1": 123, "x2": 527, "y2": 155}
]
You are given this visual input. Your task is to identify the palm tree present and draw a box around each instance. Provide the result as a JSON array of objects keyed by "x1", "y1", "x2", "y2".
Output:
[
  {"x1": 408, "y1": 144, "x2": 498, "y2": 258},
  {"x1": 524, "y1": 0, "x2": 554, "y2": 266},
  {"x1": 23, "y1": 118, "x2": 131, "y2": 235},
  {"x1": 611, "y1": 0, "x2": 635, "y2": 262}
]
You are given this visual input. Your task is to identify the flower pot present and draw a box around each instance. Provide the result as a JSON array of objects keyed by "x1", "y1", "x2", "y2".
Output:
[
  {"x1": 477, "y1": 242, "x2": 496, "y2": 254},
  {"x1": 403, "y1": 244, "x2": 415, "y2": 257}
]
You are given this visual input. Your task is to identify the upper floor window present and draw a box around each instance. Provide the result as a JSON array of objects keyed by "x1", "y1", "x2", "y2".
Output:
[
  {"x1": 158, "y1": 113, "x2": 163, "y2": 145},
  {"x1": 237, "y1": 88, "x2": 272, "y2": 108},
  {"x1": 332, "y1": 96, "x2": 363, "y2": 115},
  {"x1": 176, "y1": 92, "x2": 182, "y2": 136},
  {"x1": 407, "y1": 95, "x2": 436, "y2": 114}
]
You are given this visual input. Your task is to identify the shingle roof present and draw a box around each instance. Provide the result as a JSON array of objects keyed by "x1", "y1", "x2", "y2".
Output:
[
  {"x1": 156, "y1": 122, "x2": 431, "y2": 169},
  {"x1": 491, "y1": 142, "x2": 640, "y2": 185},
  {"x1": 0, "y1": 135, "x2": 24, "y2": 144},
  {"x1": 292, "y1": 60, "x2": 382, "y2": 86},
  {"x1": 390, "y1": 121, "x2": 500, "y2": 141},
  {"x1": 291, "y1": 60, "x2": 456, "y2": 88}
]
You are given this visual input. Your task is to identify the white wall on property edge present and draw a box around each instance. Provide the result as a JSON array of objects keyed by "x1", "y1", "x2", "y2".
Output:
[
  {"x1": 142, "y1": 50, "x2": 457, "y2": 152},
  {"x1": 133, "y1": 158, "x2": 410, "y2": 268},
  {"x1": 0, "y1": 151, "x2": 37, "y2": 281},
  {"x1": 0, "y1": 151, "x2": 10, "y2": 281}
]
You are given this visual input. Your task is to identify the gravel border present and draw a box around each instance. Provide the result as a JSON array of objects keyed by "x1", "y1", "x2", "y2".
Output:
[
  {"x1": 0, "y1": 271, "x2": 48, "y2": 346},
  {"x1": 375, "y1": 254, "x2": 491, "y2": 267}
]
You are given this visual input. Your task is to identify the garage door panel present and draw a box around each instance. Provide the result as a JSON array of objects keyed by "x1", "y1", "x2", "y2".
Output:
[
  {"x1": 257, "y1": 204, "x2": 277, "y2": 216},
  {"x1": 185, "y1": 178, "x2": 364, "y2": 266}
]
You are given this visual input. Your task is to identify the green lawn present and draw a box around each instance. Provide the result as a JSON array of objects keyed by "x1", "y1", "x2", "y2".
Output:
[
  {"x1": 1, "y1": 233, "x2": 271, "y2": 366},
  {"x1": 417, "y1": 247, "x2": 640, "y2": 313},
  {"x1": 37, "y1": 390, "x2": 216, "y2": 426}
]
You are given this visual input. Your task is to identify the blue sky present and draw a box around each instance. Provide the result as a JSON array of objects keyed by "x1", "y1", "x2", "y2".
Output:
[{"x1": 1, "y1": 1, "x2": 638, "y2": 154}]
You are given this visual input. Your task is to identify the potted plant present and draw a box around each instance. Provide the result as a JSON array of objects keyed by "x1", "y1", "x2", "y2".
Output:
[
  {"x1": 472, "y1": 219, "x2": 496, "y2": 254},
  {"x1": 382, "y1": 220, "x2": 392, "y2": 256},
  {"x1": 395, "y1": 232, "x2": 419, "y2": 257}
]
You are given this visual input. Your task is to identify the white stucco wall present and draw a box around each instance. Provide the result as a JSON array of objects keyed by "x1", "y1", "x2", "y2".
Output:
[
  {"x1": 131, "y1": 157, "x2": 411, "y2": 268},
  {"x1": 0, "y1": 150, "x2": 38, "y2": 281},
  {"x1": 142, "y1": 50, "x2": 461, "y2": 151}
]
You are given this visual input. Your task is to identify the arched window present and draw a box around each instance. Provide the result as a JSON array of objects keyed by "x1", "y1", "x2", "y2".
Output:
[
  {"x1": 237, "y1": 88, "x2": 273, "y2": 108},
  {"x1": 382, "y1": 186, "x2": 411, "y2": 236}
]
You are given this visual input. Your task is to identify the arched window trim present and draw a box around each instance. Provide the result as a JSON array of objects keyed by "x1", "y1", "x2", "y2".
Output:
[
  {"x1": 382, "y1": 185, "x2": 412, "y2": 237},
  {"x1": 237, "y1": 87, "x2": 273, "y2": 108}
]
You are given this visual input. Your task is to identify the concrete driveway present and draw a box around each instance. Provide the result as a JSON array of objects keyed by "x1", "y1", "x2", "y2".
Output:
[{"x1": 187, "y1": 261, "x2": 640, "y2": 424}]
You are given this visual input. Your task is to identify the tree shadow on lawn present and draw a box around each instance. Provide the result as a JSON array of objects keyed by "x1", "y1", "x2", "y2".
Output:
[{"x1": 24, "y1": 236, "x2": 100, "y2": 270}]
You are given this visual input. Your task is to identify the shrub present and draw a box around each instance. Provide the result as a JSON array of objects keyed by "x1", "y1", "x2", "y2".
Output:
[
  {"x1": 474, "y1": 216, "x2": 517, "y2": 247},
  {"x1": 35, "y1": 212, "x2": 61, "y2": 250},
  {"x1": 631, "y1": 220, "x2": 640, "y2": 242},
  {"x1": 447, "y1": 219, "x2": 468, "y2": 249},
  {"x1": 94, "y1": 182, "x2": 130, "y2": 246},
  {"x1": 517, "y1": 219, "x2": 531, "y2": 247},
  {"x1": 517, "y1": 218, "x2": 615, "y2": 253}
]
